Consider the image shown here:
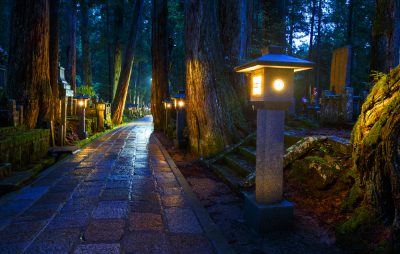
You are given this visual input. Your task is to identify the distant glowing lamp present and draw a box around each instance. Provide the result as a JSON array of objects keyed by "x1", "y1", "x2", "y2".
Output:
[
  {"x1": 75, "y1": 94, "x2": 90, "y2": 108},
  {"x1": 172, "y1": 90, "x2": 186, "y2": 109},
  {"x1": 163, "y1": 98, "x2": 173, "y2": 110},
  {"x1": 273, "y1": 79, "x2": 285, "y2": 91},
  {"x1": 74, "y1": 94, "x2": 91, "y2": 139}
]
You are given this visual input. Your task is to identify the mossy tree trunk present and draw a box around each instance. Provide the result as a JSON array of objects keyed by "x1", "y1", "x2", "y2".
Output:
[
  {"x1": 370, "y1": 0, "x2": 400, "y2": 73},
  {"x1": 49, "y1": 0, "x2": 60, "y2": 122},
  {"x1": 8, "y1": 0, "x2": 52, "y2": 128},
  {"x1": 65, "y1": 0, "x2": 77, "y2": 93},
  {"x1": 80, "y1": 0, "x2": 92, "y2": 87},
  {"x1": 351, "y1": 65, "x2": 400, "y2": 241},
  {"x1": 111, "y1": 0, "x2": 144, "y2": 124},
  {"x1": 184, "y1": 0, "x2": 249, "y2": 157},
  {"x1": 151, "y1": 0, "x2": 169, "y2": 131}
]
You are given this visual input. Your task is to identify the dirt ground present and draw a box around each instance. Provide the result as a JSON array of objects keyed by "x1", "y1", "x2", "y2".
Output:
[{"x1": 155, "y1": 131, "x2": 350, "y2": 254}]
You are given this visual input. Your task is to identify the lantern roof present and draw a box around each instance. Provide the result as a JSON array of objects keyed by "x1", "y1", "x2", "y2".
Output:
[
  {"x1": 163, "y1": 98, "x2": 173, "y2": 103},
  {"x1": 74, "y1": 94, "x2": 91, "y2": 100},
  {"x1": 172, "y1": 90, "x2": 186, "y2": 99},
  {"x1": 235, "y1": 53, "x2": 314, "y2": 73}
]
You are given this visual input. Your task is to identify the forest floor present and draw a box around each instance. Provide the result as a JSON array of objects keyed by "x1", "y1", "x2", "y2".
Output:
[{"x1": 155, "y1": 131, "x2": 354, "y2": 254}]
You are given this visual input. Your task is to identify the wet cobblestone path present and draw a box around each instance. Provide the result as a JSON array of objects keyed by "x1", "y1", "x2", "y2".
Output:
[{"x1": 0, "y1": 116, "x2": 215, "y2": 254}]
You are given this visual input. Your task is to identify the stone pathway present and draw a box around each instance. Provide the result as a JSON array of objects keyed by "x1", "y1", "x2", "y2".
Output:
[{"x1": 0, "y1": 116, "x2": 217, "y2": 254}]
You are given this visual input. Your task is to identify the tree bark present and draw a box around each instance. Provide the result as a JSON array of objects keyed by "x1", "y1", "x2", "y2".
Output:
[
  {"x1": 370, "y1": 0, "x2": 400, "y2": 73},
  {"x1": 111, "y1": 0, "x2": 144, "y2": 124},
  {"x1": 109, "y1": 0, "x2": 124, "y2": 101},
  {"x1": 49, "y1": 0, "x2": 60, "y2": 122},
  {"x1": 65, "y1": 0, "x2": 77, "y2": 93},
  {"x1": 352, "y1": 65, "x2": 400, "y2": 242},
  {"x1": 80, "y1": 0, "x2": 92, "y2": 87},
  {"x1": 185, "y1": 0, "x2": 249, "y2": 157},
  {"x1": 151, "y1": 0, "x2": 169, "y2": 131},
  {"x1": 8, "y1": 0, "x2": 52, "y2": 128}
]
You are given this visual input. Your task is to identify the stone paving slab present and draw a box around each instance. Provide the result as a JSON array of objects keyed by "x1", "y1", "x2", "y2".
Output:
[{"x1": 0, "y1": 116, "x2": 224, "y2": 254}]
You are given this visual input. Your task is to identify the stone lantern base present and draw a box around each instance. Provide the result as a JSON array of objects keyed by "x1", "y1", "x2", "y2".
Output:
[{"x1": 243, "y1": 192, "x2": 294, "y2": 233}]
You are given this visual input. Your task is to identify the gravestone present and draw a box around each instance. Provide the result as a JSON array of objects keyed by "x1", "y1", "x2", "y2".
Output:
[
  {"x1": 330, "y1": 46, "x2": 352, "y2": 94},
  {"x1": 58, "y1": 66, "x2": 74, "y2": 146}
]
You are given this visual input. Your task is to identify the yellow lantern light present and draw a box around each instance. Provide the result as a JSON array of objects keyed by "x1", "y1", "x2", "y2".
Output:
[
  {"x1": 252, "y1": 75, "x2": 262, "y2": 96},
  {"x1": 172, "y1": 90, "x2": 186, "y2": 110},
  {"x1": 273, "y1": 79, "x2": 285, "y2": 91}
]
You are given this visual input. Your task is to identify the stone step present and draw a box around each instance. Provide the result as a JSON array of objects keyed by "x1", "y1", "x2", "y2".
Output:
[
  {"x1": 237, "y1": 146, "x2": 256, "y2": 164},
  {"x1": 222, "y1": 154, "x2": 254, "y2": 178},
  {"x1": 210, "y1": 163, "x2": 243, "y2": 189}
]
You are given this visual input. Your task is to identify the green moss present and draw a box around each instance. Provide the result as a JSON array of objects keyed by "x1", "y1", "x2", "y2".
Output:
[
  {"x1": 304, "y1": 156, "x2": 328, "y2": 165},
  {"x1": 341, "y1": 184, "x2": 362, "y2": 212},
  {"x1": 374, "y1": 240, "x2": 390, "y2": 254},
  {"x1": 337, "y1": 206, "x2": 376, "y2": 235}
]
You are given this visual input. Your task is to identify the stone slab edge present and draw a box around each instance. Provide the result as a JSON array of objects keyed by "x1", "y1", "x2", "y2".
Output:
[{"x1": 153, "y1": 137, "x2": 235, "y2": 254}]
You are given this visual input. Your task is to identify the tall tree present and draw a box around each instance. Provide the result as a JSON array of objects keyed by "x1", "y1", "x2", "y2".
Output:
[
  {"x1": 111, "y1": 0, "x2": 144, "y2": 124},
  {"x1": 65, "y1": 0, "x2": 77, "y2": 92},
  {"x1": 151, "y1": 0, "x2": 169, "y2": 131},
  {"x1": 370, "y1": 0, "x2": 400, "y2": 73},
  {"x1": 80, "y1": 0, "x2": 92, "y2": 87},
  {"x1": 185, "y1": 0, "x2": 248, "y2": 157},
  {"x1": 108, "y1": 0, "x2": 124, "y2": 101},
  {"x1": 8, "y1": 0, "x2": 52, "y2": 128},
  {"x1": 49, "y1": 0, "x2": 60, "y2": 121}
]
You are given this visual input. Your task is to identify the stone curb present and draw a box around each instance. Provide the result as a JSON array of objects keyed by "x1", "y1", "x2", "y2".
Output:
[{"x1": 153, "y1": 136, "x2": 236, "y2": 254}]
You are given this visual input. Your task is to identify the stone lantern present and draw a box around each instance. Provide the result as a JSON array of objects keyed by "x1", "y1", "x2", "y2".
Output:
[
  {"x1": 235, "y1": 46, "x2": 314, "y2": 233},
  {"x1": 95, "y1": 102, "x2": 106, "y2": 132},
  {"x1": 172, "y1": 90, "x2": 186, "y2": 148},
  {"x1": 75, "y1": 94, "x2": 90, "y2": 139}
]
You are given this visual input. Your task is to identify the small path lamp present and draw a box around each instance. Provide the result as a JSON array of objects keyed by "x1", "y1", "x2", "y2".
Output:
[
  {"x1": 75, "y1": 94, "x2": 90, "y2": 139},
  {"x1": 172, "y1": 90, "x2": 186, "y2": 148},
  {"x1": 163, "y1": 98, "x2": 173, "y2": 134},
  {"x1": 234, "y1": 46, "x2": 314, "y2": 233}
]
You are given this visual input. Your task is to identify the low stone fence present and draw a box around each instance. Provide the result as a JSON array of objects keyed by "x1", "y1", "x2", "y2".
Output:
[{"x1": 0, "y1": 127, "x2": 50, "y2": 170}]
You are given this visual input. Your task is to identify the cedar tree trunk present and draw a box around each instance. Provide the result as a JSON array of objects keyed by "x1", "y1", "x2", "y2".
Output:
[
  {"x1": 151, "y1": 0, "x2": 169, "y2": 131},
  {"x1": 65, "y1": 0, "x2": 77, "y2": 92},
  {"x1": 80, "y1": 0, "x2": 92, "y2": 87},
  {"x1": 111, "y1": 0, "x2": 144, "y2": 124},
  {"x1": 370, "y1": 0, "x2": 400, "y2": 73},
  {"x1": 8, "y1": 0, "x2": 52, "y2": 128},
  {"x1": 185, "y1": 0, "x2": 248, "y2": 157},
  {"x1": 49, "y1": 0, "x2": 60, "y2": 122}
]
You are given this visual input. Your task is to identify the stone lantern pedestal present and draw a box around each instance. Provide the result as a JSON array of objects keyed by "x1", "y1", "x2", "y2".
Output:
[
  {"x1": 243, "y1": 109, "x2": 294, "y2": 233},
  {"x1": 96, "y1": 103, "x2": 106, "y2": 132}
]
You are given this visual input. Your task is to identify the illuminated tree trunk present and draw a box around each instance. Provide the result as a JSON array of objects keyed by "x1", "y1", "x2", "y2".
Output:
[
  {"x1": 111, "y1": 0, "x2": 144, "y2": 124},
  {"x1": 65, "y1": 0, "x2": 77, "y2": 92},
  {"x1": 49, "y1": 0, "x2": 60, "y2": 122},
  {"x1": 151, "y1": 0, "x2": 169, "y2": 131},
  {"x1": 80, "y1": 0, "x2": 92, "y2": 87},
  {"x1": 185, "y1": 0, "x2": 248, "y2": 157},
  {"x1": 351, "y1": 66, "x2": 400, "y2": 243},
  {"x1": 8, "y1": 0, "x2": 52, "y2": 128},
  {"x1": 370, "y1": 0, "x2": 400, "y2": 73}
]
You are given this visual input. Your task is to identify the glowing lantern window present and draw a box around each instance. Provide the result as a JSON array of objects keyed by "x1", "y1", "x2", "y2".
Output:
[{"x1": 252, "y1": 76, "x2": 262, "y2": 96}]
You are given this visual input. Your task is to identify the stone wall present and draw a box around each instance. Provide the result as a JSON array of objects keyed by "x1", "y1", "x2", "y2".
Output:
[{"x1": 0, "y1": 127, "x2": 50, "y2": 170}]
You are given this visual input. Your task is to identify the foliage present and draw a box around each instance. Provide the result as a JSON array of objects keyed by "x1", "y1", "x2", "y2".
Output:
[{"x1": 76, "y1": 85, "x2": 96, "y2": 97}]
